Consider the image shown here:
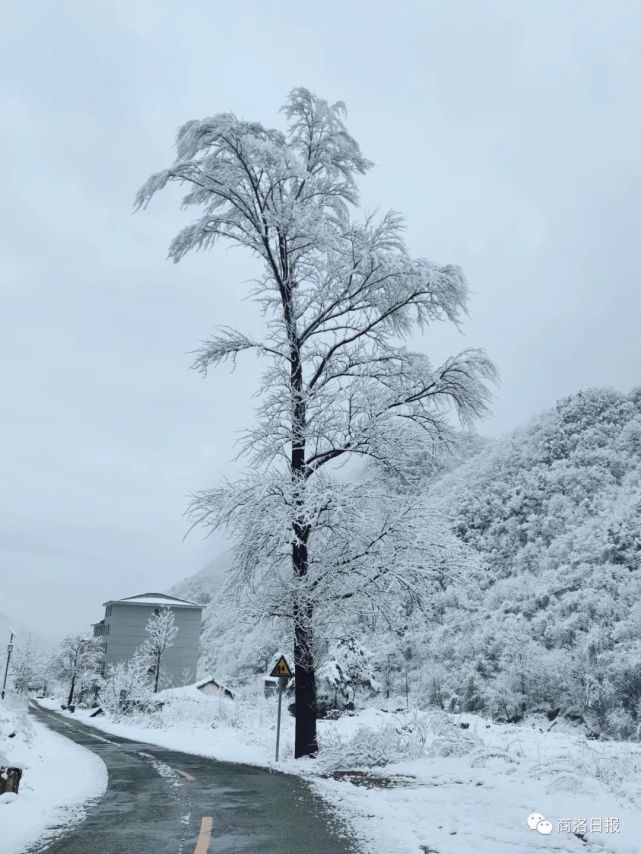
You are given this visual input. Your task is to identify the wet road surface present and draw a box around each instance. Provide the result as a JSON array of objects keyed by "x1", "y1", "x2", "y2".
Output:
[{"x1": 27, "y1": 704, "x2": 360, "y2": 854}]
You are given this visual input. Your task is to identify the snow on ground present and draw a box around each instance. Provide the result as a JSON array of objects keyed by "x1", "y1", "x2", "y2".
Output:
[
  {"x1": 0, "y1": 698, "x2": 107, "y2": 854},
  {"x1": 38, "y1": 692, "x2": 641, "y2": 854},
  {"x1": 314, "y1": 709, "x2": 641, "y2": 854}
]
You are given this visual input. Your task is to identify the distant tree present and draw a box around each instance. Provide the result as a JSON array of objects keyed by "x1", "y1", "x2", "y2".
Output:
[
  {"x1": 54, "y1": 635, "x2": 103, "y2": 707},
  {"x1": 137, "y1": 88, "x2": 496, "y2": 757},
  {"x1": 11, "y1": 634, "x2": 46, "y2": 695},
  {"x1": 142, "y1": 607, "x2": 179, "y2": 693}
]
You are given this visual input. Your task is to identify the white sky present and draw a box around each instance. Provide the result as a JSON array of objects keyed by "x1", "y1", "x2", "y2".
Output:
[{"x1": 2, "y1": 1, "x2": 640, "y2": 638}]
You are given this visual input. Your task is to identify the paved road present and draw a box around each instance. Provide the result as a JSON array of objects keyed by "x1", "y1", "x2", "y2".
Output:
[{"x1": 28, "y1": 704, "x2": 360, "y2": 854}]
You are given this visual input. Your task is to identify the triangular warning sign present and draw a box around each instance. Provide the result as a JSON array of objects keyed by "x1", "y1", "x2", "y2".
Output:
[{"x1": 270, "y1": 655, "x2": 293, "y2": 679}]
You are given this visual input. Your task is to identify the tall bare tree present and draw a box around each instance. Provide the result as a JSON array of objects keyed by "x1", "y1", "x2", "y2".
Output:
[{"x1": 137, "y1": 88, "x2": 497, "y2": 757}]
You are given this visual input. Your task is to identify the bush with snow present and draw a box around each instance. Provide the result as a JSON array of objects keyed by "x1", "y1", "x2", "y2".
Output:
[
  {"x1": 100, "y1": 651, "x2": 155, "y2": 718},
  {"x1": 318, "y1": 710, "x2": 480, "y2": 770},
  {"x1": 317, "y1": 637, "x2": 380, "y2": 712},
  {"x1": 156, "y1": 688, "x2": 243, "y2": 730}
]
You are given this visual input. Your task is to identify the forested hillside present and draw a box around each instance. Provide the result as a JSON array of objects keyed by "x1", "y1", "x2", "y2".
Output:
[
  {"x1": 174, "y1": 387, "x2": 641, "y2": 737},
  {"x1": 415, "y1": 386, "x2": 641, "y2": 736}
]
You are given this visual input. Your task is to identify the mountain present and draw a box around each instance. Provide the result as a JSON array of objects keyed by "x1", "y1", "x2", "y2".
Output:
[
  {"x1": 415, "y1": 386, "x2": 641, "y2": 735},
  {"x1": 172, "y1": 386, "x2": 641, "y2": 736}
]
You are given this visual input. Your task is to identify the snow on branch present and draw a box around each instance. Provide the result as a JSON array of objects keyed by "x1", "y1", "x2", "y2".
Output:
[
  {"x1": 191, "y1": 327, "x2": 267, "y2": 375},
  {"x1": 186, "y1": 470, "x2": 476, "y2": 632}
]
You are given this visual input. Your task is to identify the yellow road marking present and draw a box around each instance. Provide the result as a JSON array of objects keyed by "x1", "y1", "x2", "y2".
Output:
[
  {"x1": 176, "y1": 769, "x2": 195, "y2": 781},
  {"x1": 194, "y1": 816, "x2": 213, "y2": 854}
]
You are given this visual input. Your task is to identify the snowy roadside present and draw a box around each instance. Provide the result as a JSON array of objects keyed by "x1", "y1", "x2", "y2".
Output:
[
  {"x1": 37, "y1": 696, "x2": 641, "y2": 853},
  {"x1": 0, "y1": 699, "x2": 107, "y2": 854},
  {"x1": 314, "y1": 711, "x2": 641, "y2": 854},
  {"x1": 37, "y1": 692, "x2": 291, "y2": 767}
]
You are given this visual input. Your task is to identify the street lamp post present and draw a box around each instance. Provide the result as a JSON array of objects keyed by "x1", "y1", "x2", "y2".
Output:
[{"x1": 1, "y1": 631, "x2": 15, "y2": 700}]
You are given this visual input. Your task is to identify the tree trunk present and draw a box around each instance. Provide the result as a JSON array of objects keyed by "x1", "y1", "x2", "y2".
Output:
[
  {"x1": 67, "y1": 674, "x2": 76, "y2": 707},
  {"x1": 0, "y1": 766, "x2": 22, "y2": 795},
  {"x1": 278, "y1": 250, "x2": 318, "y2": 758},
  {"x1": 294, "y1": 585, "x2": 318, "y2": 758},
  {"x1": 405, "y1": 666, "x2": 409, "y2": 710},
  {"x1": 154, "y1": 656, "x2": 160, "y2": 693}
]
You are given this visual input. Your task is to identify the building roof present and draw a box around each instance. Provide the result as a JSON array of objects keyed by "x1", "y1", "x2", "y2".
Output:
[
  {"x1": 158, "y1": 676, "x2": 235, "y2": 701},
  {"x1": 195, "y1": 676, "x2": 235, "y2": 698},
  {"x1": 102, "y1": 592, "x2": 202, "y2": 609}
]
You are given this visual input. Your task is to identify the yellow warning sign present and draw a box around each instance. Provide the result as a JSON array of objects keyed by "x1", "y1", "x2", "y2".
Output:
[{"x1": 270, "y1": 655, "x2": 293, "y2": 679}]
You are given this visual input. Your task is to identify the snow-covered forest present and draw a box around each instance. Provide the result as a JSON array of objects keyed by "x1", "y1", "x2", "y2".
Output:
[{"x1": 174, "y1": 386, "x2": 641, "y2": 738}]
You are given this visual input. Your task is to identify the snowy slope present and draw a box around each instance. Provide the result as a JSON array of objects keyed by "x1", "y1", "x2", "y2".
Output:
[
  {"x1": 0, "y1": 699, "x2": 107, "y2": 853},
  {"x1": 414, "y1": 386, "x2": 641, "y2": 734}
]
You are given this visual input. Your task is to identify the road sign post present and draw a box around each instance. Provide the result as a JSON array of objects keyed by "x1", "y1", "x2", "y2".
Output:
[
  {"x1": 275, "y1": 678, "x2": 284, "y2": 762},
  {"x1": 270, "y1": 655, "x2": 293, "y2": 762}
]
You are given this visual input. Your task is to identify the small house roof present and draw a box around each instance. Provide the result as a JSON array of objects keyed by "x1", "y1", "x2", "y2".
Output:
[
  {"x1": 195, "y1": 676, "x2": 235, "y2": 698},
  {"x1": 102, "y1": 592, "x2": 202, "y2": 609},
  {"x1": 195, "y1": 677, "x2": 219, "y2": 689}
]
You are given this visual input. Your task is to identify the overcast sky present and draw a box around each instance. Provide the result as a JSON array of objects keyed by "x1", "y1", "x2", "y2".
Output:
[{"x1": 2, "y1": 1, "x2": 640, "y2": 639}]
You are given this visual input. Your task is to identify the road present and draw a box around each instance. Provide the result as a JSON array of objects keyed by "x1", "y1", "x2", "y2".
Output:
[{"x1": 28, "y1": 704, "x2": 360, "y2": 854}]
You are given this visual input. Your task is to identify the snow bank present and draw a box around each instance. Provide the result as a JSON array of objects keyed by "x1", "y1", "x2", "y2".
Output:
[{"x1": 0, "y1": 699, "x2": 107, "y2": 853}]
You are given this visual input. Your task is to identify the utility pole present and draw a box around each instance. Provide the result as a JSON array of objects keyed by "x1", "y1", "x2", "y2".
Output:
[{"x1": 1, "y1": 631, "x2": 15, "y2": 700}]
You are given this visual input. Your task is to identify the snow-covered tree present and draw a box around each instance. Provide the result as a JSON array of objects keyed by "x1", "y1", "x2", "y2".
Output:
[
  {"x1": 317, "y1": 636, "x2": 379, "y2": 710},
  {"x1": 142, "y1": 607, "x2": 179, "y2": 693},
  {"x1": 137, "y1": 88, "x2": 496, "y2": 757},
  {"x1": 11, "y1": 634, "x2": 46, "y2": 695},
  {"x1": 54, "y1": 635, "x2": 102, "y2": 707},
  {"x1": 101, "y1": 648, "x2": 155, "y2": 715}
]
